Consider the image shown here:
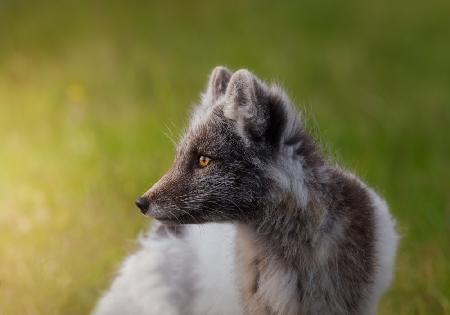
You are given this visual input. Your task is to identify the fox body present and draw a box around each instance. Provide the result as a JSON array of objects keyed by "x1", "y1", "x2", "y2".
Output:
[{"x1": 93, "y1": 67, "x2": 398, "y2": 315}]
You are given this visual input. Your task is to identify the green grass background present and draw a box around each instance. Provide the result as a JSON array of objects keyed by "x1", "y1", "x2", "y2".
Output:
[{"x1": 0, "y1": 0, "x2": 449, "y2": 314}]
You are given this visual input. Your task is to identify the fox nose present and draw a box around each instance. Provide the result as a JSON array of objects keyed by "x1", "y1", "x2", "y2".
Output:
[{"x1": 135, "y1": 197, "x2": 150, "y2": 214}]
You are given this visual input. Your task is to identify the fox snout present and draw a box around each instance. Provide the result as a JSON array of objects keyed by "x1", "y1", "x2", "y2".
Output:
[
  {"x1": 134, "y1": 173, "x2": 177, "y2": 220},
  {"x1": 134, "y1": 179, "x2": 159, "y2": 215},
  {"x1": 134, "y1": 184, "x2": 162, "y2": 216}
]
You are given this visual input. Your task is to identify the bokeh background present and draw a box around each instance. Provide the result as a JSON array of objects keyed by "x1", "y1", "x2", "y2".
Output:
[{"x1": 0, "y1": 0, "x2": 449, "y2": 314}]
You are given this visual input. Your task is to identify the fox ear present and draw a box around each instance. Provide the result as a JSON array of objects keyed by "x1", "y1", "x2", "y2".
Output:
[
  {"x1": 224, "y1": 69, "x2": 257, "y2": 114},
  {"x1": 205, "y1": 66, "x2": 232, "y2": 103},
  {"x1": 224, "y1": 70, "x2": 298, "y2": 149},
  {"x1": 224, "y1": 69, "x2": 270, "y2": 141}
]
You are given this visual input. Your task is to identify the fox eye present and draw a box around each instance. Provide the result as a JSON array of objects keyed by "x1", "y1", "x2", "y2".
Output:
[{"x1": 198, "y1": 156, "x2": 211, "y2": 168}]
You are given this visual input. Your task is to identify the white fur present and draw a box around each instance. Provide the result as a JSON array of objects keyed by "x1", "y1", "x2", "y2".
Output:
[
  {"x1": 92, "y1": 223, "x2": 241, "y2": 315},
  {"x1": 364, "y1": 188, "x2": 399, "y2": 314},
  {"x1": 188, "y1": 224, "x2": 241, "y2": 315},
  {"x1": 93, "y1": 224, "x2": 193, "y2": 315}
]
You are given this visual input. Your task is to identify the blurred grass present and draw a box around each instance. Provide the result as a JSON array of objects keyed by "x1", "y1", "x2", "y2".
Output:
[{"x1": 0, "y1": 0, "x2": 449, "y2": 314}]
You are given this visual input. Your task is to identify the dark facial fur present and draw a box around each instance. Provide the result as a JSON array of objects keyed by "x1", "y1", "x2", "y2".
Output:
[
  {"x1": 141, "y1": 112, "x2": 265, "y2": 224},
  {"x1": 137, "y1": 67, "x2": 293, "y2": 224}
]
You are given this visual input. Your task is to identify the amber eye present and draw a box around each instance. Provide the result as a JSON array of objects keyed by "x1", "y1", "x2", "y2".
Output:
[{"x1": 198, "y1": 156, "x2": 211, "y2": 168}]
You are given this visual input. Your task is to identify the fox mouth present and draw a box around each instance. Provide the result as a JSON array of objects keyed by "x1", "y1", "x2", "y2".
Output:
[
  {"x1": 150, "y1": 209, "x2": 205, "y2": 224},
  {"x1": 135, "y1": 198, "x2": 203, "y2": 224},
  {"x1": 150, "y1": 214, "x2": 192, "y2": 225},
  {"x1": 146, "y1": 206, "x2": 191, "y2": 224},
  {"x1": 145, "y1": 208, "x2": 173, "y2": 221},
  {"x1": 148, "y1": 213, "x2": 177, "y2": 223}
]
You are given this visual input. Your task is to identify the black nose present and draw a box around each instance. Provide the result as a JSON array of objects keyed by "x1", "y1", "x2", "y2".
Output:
[{"x1": 135, "y1": 197, "x2": 150, "y2": 214}]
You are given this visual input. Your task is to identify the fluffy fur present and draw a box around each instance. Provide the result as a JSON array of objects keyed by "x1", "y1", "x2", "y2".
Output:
[{"x1": 93, "y1": 67, "x2": 399, "y2": 315}]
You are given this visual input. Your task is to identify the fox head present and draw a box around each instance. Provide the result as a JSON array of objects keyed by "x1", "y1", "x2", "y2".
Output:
[{"x1": 135, "y1": 67, "x2": 322, "y2": 224}]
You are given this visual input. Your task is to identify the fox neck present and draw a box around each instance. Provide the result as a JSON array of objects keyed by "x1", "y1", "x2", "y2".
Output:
[
  {"x1": 244, "y1": 141, "x2": 330, "y2": 264},
  {"x1": 234, "y1": 169, "x2": 333, "y2": 315},
  {"x1": 244, "y1": 179, "x2": 329, "y2": 264}
]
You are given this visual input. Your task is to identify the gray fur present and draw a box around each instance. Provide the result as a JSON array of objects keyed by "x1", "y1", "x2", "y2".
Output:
[{"x1": 95, "y1": 66, "x2": 399, "y2": 315}]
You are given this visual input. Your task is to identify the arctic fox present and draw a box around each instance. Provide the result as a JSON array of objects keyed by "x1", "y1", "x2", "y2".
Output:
[{"x1": 93, "y1": 67, "x2": 399, "y2": 315}]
